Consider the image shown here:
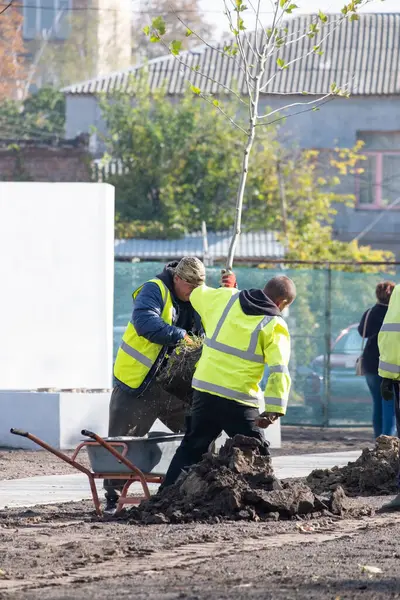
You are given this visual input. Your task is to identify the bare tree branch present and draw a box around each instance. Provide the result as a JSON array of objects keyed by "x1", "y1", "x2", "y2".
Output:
[
  {"x1": 198, "y1": 92, "x2": 248, "y2": 134},
  {"x1": 257, "y1": 92, "x2": 334, "y2": 120},
  {"x1": 258, "y1": 96, "x2": 336, "y2": 128},
  {"x1": 147, "y1": 31, "x2": 247, "y2": 131},
  {"x1": 247, "y1": 0, "x2": 265, "y2": 57},
  {"x1": 227, "y1": 0, "x2": 258, "y2": 62},
  {"x1": 223, "y1": 0, "x2": 254, "y2": 103},
  {"x1": 152, "y1": 32, "x2": 250, "y2": 106},
  {"x1": 0, "y1": 0, "x2": 13, "y2": 15},
  {"x1": 259, "y1": 17, "x2": 344, "y2": 93},
  {"x1": 168, "y1": 5, "x2": 250, "y2": 80}
]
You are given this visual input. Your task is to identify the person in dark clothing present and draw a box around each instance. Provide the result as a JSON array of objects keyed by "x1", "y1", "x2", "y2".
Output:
[
  {"x1": 358, "y1": 280, "x2": 396, "y2": 438},
  {"x1": 104, "y1": 257, "x2": 205, "y2": 512},
  {"x1": 161, "y1": 273, "x2": 296, "y2": 489}
]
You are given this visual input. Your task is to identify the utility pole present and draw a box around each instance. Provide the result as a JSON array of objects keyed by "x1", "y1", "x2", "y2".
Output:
[{"x1": 277, "y1": 159, "x2": 289, "y2": 249}]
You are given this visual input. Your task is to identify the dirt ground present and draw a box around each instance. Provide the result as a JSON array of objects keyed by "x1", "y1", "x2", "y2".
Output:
[
  {"x1": 1, "y1": 498, "x2": 400, "y2": 599},
  {"x1": 2, "y1": 425, "x2": 392, "y2": 600},
  {"x1": 0, "y1": 426, "x2": 374, "y2": 481}
]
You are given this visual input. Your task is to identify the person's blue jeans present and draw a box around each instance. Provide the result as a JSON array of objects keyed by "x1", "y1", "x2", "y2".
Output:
[{"x1": 365, "y1": 372, "x2": 396, "y2": 438}]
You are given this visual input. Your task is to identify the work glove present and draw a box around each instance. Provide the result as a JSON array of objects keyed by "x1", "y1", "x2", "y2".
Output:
[
  {"x1": 256, "y1": 412, "x2": 280, "y2": 429},
  {"x1": 221, "y1": 269, "x2": 237, "y2": 288},
  {"x1": 381, "y1": 378, "x2": 394, "y2": 401}
]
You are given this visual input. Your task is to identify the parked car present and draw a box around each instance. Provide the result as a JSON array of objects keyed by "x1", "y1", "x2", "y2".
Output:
[{"x1": 303, "y1": 323, "x2": 371, "y2": 423}]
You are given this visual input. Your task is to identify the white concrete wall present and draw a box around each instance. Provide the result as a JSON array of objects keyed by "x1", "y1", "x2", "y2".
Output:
[
  {"x1": 0, "y1": 183, "x2": 115, "y2": 390},
  {"x1": 0, "y1": 391, "x2": 111, "y2": 449}
]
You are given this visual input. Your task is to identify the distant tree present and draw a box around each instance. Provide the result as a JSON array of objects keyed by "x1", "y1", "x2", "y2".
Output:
[
  {"x1": 99, "y1": 78, "x2": 394, "y2": 265},
  {"x1": 0, "y1": 87, "x2": 65, "y2": 139},
  {"x1": 0, "y1": 2, "x2": 26, "y2": 100}
]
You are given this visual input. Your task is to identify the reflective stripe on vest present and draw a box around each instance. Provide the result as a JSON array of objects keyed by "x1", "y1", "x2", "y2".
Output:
[
  {"x1": 202, "y1": 294, "x2": 273, "y2": 364},
  {"x1": 121, "y1": 280, "x2": 169, "y2": 358},
  {"x1": 193, "y1": 294, "x2": 277, "y2": 407},
  {"x1": 192, "y1": 377, "x2": 260, "y2": 405},
  {"x1": 114, "y1": 278, "x2": 173, "y2": 389},
  {"x1": 379, "y1": 360, "x2": 400, "y2": 374},
  {"x1": 120, "y1": 341, "x2": 153, "y2": 369},
  {"x1": 269, "y1": 365, "x2": 290, "y2": 374},
  {"x1": 381, "y1": 323, "x2": 400, "y2": 333}
]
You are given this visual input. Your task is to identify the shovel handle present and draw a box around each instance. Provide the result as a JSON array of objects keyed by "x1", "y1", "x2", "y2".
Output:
[
  {"x1": 10, "y1": 428, "x2": 29, "y2": 437},
  {"x1": 81, "y1": 429, "x2": 96, "y2": 439}
]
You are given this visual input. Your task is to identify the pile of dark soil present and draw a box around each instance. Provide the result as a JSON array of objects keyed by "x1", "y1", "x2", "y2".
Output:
[
  {"x1": 157, "y1": 337, "x2": 202, "y2": 403},
  {"x1": 307, "y1": 435, "x2": 400, "y2": 497},
  {"x1": 129, "y1": 436, "x2": 372, "y2": 524}
]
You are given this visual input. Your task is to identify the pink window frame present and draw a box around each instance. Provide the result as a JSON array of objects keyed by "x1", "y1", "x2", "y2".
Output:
[{"x1": 356, "y1": 150, "x2": 400, "y2": 209}]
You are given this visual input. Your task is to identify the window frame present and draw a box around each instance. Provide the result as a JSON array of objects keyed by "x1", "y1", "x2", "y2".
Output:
[
  {"x1": 356, "y1": 149, "x2": 400, "y2": 210},
  {"x1": 23, "y1": 0, "x2": 72, "y2": 40}
]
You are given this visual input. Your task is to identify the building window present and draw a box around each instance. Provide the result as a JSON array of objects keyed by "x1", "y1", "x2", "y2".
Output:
[
  {"x1": 357, "y1": 131, "x2": 400, "y2": 209},
  {"x1": 23, "y1": 0, "x2": 71, "y2": 40}
]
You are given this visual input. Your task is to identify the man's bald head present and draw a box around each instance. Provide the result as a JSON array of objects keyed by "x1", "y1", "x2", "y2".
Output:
[{"x1": 264, "y1": 276, "x2": 296, "y2": 311}]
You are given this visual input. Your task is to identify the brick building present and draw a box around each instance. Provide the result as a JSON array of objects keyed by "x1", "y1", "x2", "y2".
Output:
[{"x1": 0, "y1": 136, "x2": 91, "y2": 182}]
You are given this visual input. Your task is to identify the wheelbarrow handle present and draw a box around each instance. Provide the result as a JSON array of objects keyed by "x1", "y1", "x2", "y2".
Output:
[
  {"x1": 81, "y1": 429, "x2": 96, "y2": 439},
  {"x1": 10, "y1": 428, "x2": 29, "y2": 437}
]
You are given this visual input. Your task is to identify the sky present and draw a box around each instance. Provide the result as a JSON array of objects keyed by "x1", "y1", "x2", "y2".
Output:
[{"x1": 199, "y1": 0, "x2": 400, "y2": 38}]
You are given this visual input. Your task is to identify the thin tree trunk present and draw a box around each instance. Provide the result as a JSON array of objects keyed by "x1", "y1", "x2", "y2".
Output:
[{"x1": 225, "y1": 54, "x2": 266, "y2": 271}]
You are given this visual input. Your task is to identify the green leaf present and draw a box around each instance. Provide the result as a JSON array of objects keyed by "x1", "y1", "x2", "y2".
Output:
[
  {"x1": 238, "y1": 18, "x2": 246, "y2": 31},
  {"x1": 150, "y1": 34, "x2": 160, "y2": 43},
  {"x1": 142, "y1": 25, "x2": 150, "y2": 36},
  {"x1": 318, "y1": 10, "x2": 328, "y2": 23},
  {"x1": 235, "y1": 0, "x2": 248, "y2": 11},
  {"x1": 350, "y1": 13, "x2": 359, "y2": 21},
  {"x1": 151, "y1": 16, "x2": 166, "y2": 36},
  {"x1": 170, "y1": 40, "x2": 182, "y2": 56},
  {"x1": 285, "y1": 3, "x2": 298, "y2": 13},
  {"x1": 185, "y1": 28, "x2": 193, "y2": 37},
  {"x1": 312, "y1": 106, "x2": 320, "y2": 112},
  {"x1": 276, "y1": 58, "x2": 287, "y2": 69},
  {"x1": 190, "y1": 85, "x2": 201, "y2": 95},
  {"x1": 279, "y1": 0, "x2": 287, "y2": 7},
  {"x1": 212, "y1": 99, "x2": 220, "y2": 107},
  {"x1": 301, "y1": 91, "x2": 309, "y2": 95}
]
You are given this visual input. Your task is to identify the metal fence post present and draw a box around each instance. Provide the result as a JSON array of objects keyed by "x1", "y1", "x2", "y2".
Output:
[{"x1": 322, "y1": 265, "x2": 332, "y2": 427}]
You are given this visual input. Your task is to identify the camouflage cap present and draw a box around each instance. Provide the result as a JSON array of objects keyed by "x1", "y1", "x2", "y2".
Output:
[{"x1": 175, "y1": 257, "x2": 206, "y2": 286}]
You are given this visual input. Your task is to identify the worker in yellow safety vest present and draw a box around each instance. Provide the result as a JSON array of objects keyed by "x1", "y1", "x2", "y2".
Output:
[
  {"x1": 161, "y1": 271, "x2": 296, "y2": 487},
  {"x1": 378, "y1": 283, "x2": 400, "y2": 511},
  {"x1": 104, "y1": 256, "x2": 206, "y2": 512}
]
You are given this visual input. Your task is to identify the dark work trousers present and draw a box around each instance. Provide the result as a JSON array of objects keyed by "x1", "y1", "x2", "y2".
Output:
[
  {"x1": 162, "y1": 389, "x2": 269, "y2": 488},
  {"x1": 395, "y1": 382, "x2": 400, "y2": 438},
  {"x1": 104, "y1": 380, "x2": 189, "y2": 501}
]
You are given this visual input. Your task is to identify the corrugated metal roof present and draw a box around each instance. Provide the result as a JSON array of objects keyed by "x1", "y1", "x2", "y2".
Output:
[
  {"x1": 114, "y1": 231, "x2": 284, "y2": 261},
  {"x1": 63, "y1": 13, "x2": 400, "y2": 97}
]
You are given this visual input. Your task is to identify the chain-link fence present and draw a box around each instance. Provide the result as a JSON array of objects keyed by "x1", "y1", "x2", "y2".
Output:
[{"x1": 114, "y1": 260, "x2": 399, "y2": 428}]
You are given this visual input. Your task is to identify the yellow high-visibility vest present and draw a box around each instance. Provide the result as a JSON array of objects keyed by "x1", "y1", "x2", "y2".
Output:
[
  {"x1": 378, "y1": 284, "x2": 400, "y2": 381},
  {"x1": 190, "y1": 285, "x2": 291, "y2": 415},
  {"x1": 114, "y1": 278, "x2": 174, "y2": 389}
]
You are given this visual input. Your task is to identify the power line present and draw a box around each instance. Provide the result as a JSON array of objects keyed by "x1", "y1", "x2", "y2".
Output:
[{"x1": 6, "y1": 2, "x2": 275, "y2": 14}]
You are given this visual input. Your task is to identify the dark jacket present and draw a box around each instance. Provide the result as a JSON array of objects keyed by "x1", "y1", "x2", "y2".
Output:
[
  {"x1": 358, "y1": 303, "x2": 389, "y2": 375},
  {"x1": 115, "y1": 261, "x2": 203, "y2": 394}
]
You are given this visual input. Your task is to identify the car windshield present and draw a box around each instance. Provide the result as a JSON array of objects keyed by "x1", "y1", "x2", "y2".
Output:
[{"x1": 333, "y1": 327, "x2": 361, "y2": 354}]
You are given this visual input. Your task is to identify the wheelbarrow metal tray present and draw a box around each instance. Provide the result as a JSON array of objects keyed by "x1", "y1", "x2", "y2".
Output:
[{"x1": 86, "y1": 432, "x2": 184, "y2": 475}]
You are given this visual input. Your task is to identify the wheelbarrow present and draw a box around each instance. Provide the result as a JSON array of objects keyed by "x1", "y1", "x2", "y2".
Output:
[{"x1": 10, "y1": 428, "x2": 183, "y2": 516}]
